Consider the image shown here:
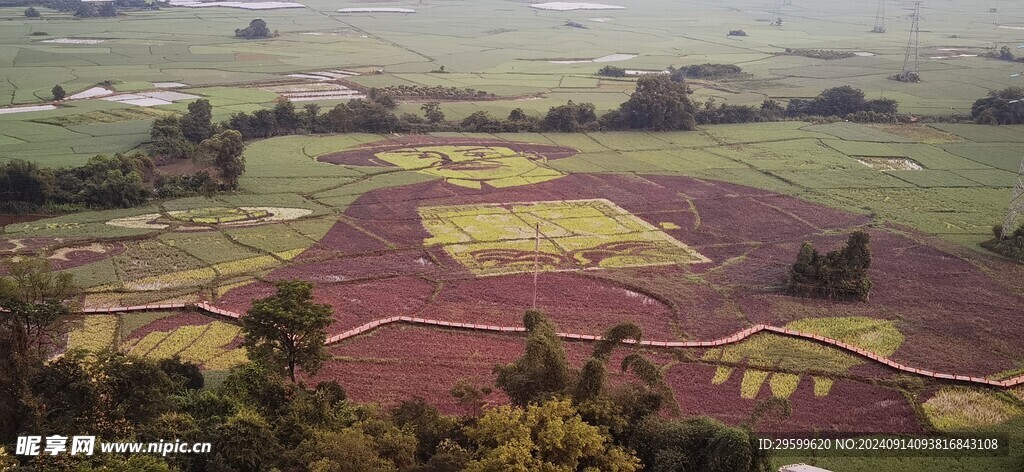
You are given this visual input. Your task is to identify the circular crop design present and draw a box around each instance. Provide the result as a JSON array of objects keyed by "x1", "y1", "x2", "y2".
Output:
[{"x1": 106, "y1": 206, "x2": 312, "y2": 230}]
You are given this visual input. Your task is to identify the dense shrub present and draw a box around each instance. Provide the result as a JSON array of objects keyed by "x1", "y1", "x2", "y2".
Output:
[
  {"x1": 539, "y1": 100, "x2": 597, "y2": 132},
  {"x1": 669, "y1": 63, "x2": 742, "y2": 81},
  {"x1": 778, "y1": 48, "x2": 856, "y2": 60},
  {"x1": 788, "y1": 230, "x2": 873, "y2": 301},
  {"x1": 786, "y1": 86, "x2": 898, "y2": 119},
  {"x1": 971, "y1": 87, "x2": 1024, "y2": 124},
  {"x1": 0, "y1": 154, "x2": 156, "y2": 211},
  {"x1": 597, "y1": 65, "x2": 627, "y2": 77},
  {"x1": 235, "y1": 18, "x2": 271, "y2": 39},
  {"x1": 368, "y1": 85, "x2": 494, "y2": 101},
  {"x1": 982, "y1": 224, "x2": 1024, "y2": 262}
]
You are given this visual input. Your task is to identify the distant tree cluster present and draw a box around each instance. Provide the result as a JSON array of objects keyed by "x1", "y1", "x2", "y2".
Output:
[
  {"x1": 58, "y1": 0, "x2": 156, "y2": 16},
  {"x1": 727, "y1": 29, "x2": 747, "y2": 37},
  {"x1": 218, "y1": 76, "x2": 695, "y2": 136},
  {"x1": 564, "y1": 19, "x2": 586, "y2": 29},
  {"x1": 235, "y1": 18, "x2": 272, "y2": 39},
  {"x1": 981, "y1": 45, "x2": 1024, "y2": 62},
  {"x1": 788, "y1": 231, "x2": 873, "y2": 301},
  {"x1": 601, "y1": 75, "x2": 698, "y2": 130},
  {"x1": 777, "y1": 48, "x2": 857, "y2": 60},
  {"x1": 214, "y1": 80, "x2": 909, "y2": 139},
  {"x1": 971, "y1": 87, "x2": 1024, "y2": 124},
  {"x1": 0, "y1": 154, "x2": 154, "y2": 213},
  {"x1": 368, "y1": 85, "x2": 495, "y2": 101},
  {"x1": 982, "y1": 223, "x2": 1024, "y2": 262},
  {"x1": 596, "y1": 65, "x2": 627, "y2": 77},
  {"x1": 74, "y1": 0, "x2": 116, "y2": 18},
  {"x1": 786, "y1": 85, "x2": 898, "y2": 120},
  {"x1": 50, "y1": 84, "x2": 65, "y2": 101},
  {"x1": 694, "y1": 99, "x2": 785, "y2": 125},
  {"x1": 669, "y1": 63, "x2": 742, "y2": 81},
  {"x1": 149, "y1": 98, "x2": 246, "y2": 191},
  {"x1": 24, "y1": 6, "x2": 39, "y2": 16}
]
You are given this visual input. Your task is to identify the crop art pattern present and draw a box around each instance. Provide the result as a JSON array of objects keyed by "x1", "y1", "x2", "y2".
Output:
[{"x1": 419, "y1": 199, "x2": 709, "y2": 276}]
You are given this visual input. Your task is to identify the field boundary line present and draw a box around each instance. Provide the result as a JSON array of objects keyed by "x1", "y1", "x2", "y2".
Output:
[{"x1": 71, "y1": 302, "x2": 1024, "y2": 389}]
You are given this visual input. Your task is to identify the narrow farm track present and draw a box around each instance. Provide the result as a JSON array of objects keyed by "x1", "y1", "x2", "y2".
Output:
[{"x1": 77, "y1": 302, "x2": 1024, "y2": 389}]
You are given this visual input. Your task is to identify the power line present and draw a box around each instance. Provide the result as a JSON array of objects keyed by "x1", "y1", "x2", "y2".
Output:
[
  {"x1": 895, "y1": 1, "x2": 921, "y2": 82},
  {"x1": 1003, "y1": 157, "x2": 1024, "y2": 237},
  {"x1": 872, "y1": 0, "x2": 886, "y2": 33}
]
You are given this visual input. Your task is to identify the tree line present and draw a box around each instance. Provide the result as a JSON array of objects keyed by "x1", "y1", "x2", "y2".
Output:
[
  {"x1": 5, "y1": 77, "x2": 940, "y2": 216},
  {"x1": 27, "y1": 0, "x2": 160, "y2": 17},
  {"x1": 0, "y1": 261, "x2": 776, "y2": 471},
  {"x1": 0, "y1": 100, "x2": 245, "y2": 214}
]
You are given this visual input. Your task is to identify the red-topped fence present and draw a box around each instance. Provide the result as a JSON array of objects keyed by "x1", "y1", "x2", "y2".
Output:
[{"x1": 76, "y1": 302, "x2": 1024, "y2": 389}]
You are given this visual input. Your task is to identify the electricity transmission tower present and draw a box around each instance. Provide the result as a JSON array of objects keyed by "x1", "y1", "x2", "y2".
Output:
[
  {"x1": 772, "y1": 0, "x2": 783, "y2": 26},
  {"x1": 872, "y1": 0, "x2": 886, "y2": 33},
  {"x1": 895, "y1": 1, "x2": 921, "y2": 82},
  {"x1": 1003, "y1": 158, "x2": 1024, "y2": 237}
]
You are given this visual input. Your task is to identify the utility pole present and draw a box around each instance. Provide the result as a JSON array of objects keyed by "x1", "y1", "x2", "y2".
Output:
[
  {"x1": 872, "y1": 0, "x2": 886, "y2": 33},
  {"x1": 532, "y1": 223, "x2": 539, "y2": 310},
  {"x1": 1003, "y1": 158, "x2": 1024, "y2": 237},
  {"x1": 896, "y1": 1, "x2": 921, "y2": 82}
]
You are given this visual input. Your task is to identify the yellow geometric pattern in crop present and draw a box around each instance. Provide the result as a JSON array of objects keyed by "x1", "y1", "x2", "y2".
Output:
[
  {"x1": 924, "y1": 387, "x2": 1023, "y2": 431},
  {"x1": 374, "y1": 145, "x2": 565, "y2": 189},
  {"x1": 122, "y1": 320, "x2": 247, "y2": 369},
  {"x1": 66, "y1": 315, "x2": 118, "y2": 353},
  {"x1": 172, "y1": 207, "x2": 270, "y2": 224},
  {"x1": 418, "y1": 199, "x2": 709, "y2": 276},
  {"x1": 702, "y1": 317, "x2": 903, "y2": 399}
]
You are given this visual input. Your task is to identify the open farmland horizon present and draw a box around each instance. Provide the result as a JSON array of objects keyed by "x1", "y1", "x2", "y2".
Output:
[{"x1": 2, "y1": 0, "x2": 1024, "y2": 471}]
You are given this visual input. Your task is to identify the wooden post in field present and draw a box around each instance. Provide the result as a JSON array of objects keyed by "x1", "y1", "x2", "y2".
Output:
[{"x1": 533, "y1": 222, "x2": 539, "y2": 310}]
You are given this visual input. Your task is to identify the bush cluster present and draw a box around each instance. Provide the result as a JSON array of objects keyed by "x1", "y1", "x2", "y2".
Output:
[
  {"x1": 368, "y1": 85, "x2": 495, "y2": 101},
  {"x1": 777, "y1": 48, "x2": 857, "y2": 60},
  {"x1": 786, "y1": 86, "x2": 898, "y2": 118},
  {"x1": 235, "y1": 18, "x2": 272, "y2": 39},
  {"x1": 982, "y1": 224, "x2": 1024, "y2": 262},
  {"x1": 0, "y1": 154, "x2": 153, "y2": 212},
  {"x1": 788, "y1": 231, "x2": 873, "y2": 301},
  {"x1": 971, "y1": 86, "x2": 1024, "y2": 124},
  {"x1": 669, "y1": 63, "x2": 742, "y2": 81}
]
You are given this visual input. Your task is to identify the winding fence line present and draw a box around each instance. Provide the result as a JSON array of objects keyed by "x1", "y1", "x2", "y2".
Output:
[{"x1": 78, "y1": 302, "x2": 1024, "y2": 389}]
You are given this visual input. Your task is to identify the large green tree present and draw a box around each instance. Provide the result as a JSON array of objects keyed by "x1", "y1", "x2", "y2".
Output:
[
  {"x1": 235, "y1": 18, "x2": 271, "y2": 39},
  {"x1": 242, "y1": 281, "x2": 333, "y2": 382},
  {"x1": 198, "y1": 130, "x2": 246, "y2": 190},
  {"x1": 179, "y1": 98, "x2": 214, "y2": 143},
  {"x1": 602, "y1": 75, "x2": 697, "y2": 131},
  {"x1": 972, "y1": 86, "x2": 1024, "y2": 124},
  {"x1": 494, "y1": 310, "x2": 573, "y2": 406},
  {"x1": 464, "y1": 398, "x2": 641, "y2": 472}
]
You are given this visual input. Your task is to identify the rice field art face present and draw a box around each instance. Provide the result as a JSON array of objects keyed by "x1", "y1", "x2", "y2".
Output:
[
  {"x1": 419, "y1": 199, "x2": 709, "y2": 276},
  {"x1": 106, "y1": 206, "x2": 312, "y2": 231},
  {"x1": 319, "y1": 140, "x2": 578, "y2": 189}
]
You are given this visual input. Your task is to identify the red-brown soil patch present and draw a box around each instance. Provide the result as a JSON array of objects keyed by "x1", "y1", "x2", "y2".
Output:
[
  {"x1": 222, "y1": 171, "x2": 1024, "y2": 381},
  {"x1": 311, "y1": 325, "x2": 923, "y2": 432}
]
